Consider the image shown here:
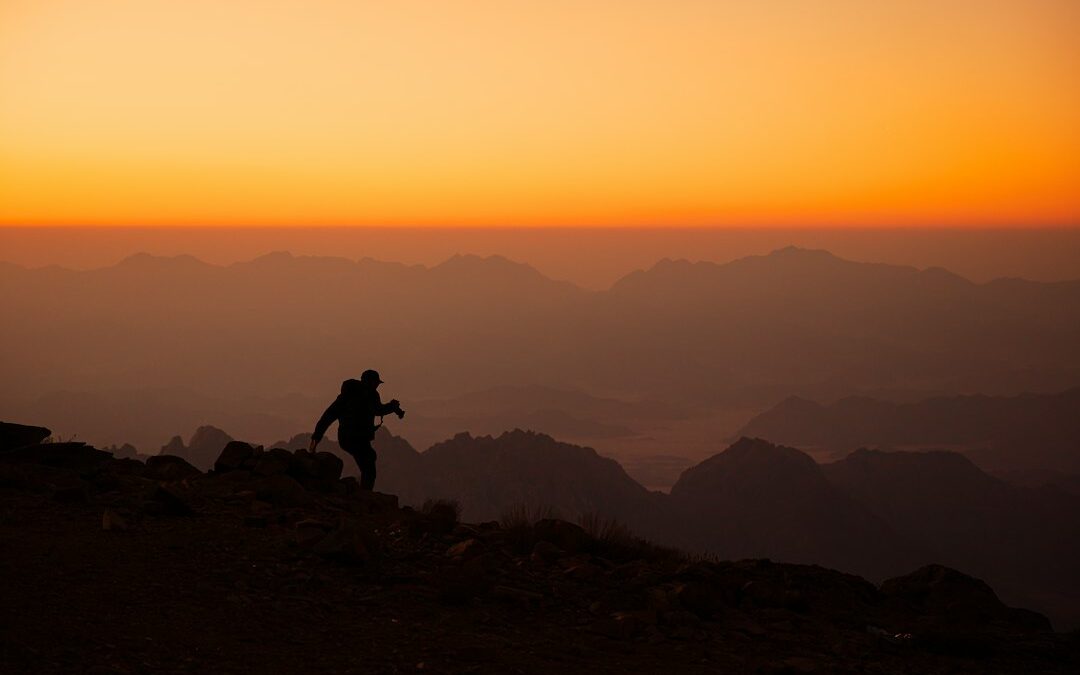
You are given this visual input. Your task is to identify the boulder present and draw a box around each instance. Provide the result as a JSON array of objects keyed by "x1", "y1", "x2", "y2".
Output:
[
  {"x1": 145, "y1": 454, "x2": 202, "y2": 481},
  {"x1": 437, "y1": 557, "x2": 493, "y2": 605},
  {"x1": 530, "y1": 540, "x2": 563, "y2": 565},
  {"x1": 295, "y1": 518, "x2": 333, "y2": 546},
  {"x1": 310, "y1": 452, "x2": 344, "y2": 482},
  {"x1": 214, "y1": 441, "x2": 256, "y2": 473},
  {"x1": 675, "y1": 581, "x2": 725, "y2": 618},
  {"x1": 102, "y1": 508, "x2": 129, "y2": 531},
  {"x1": 143, "y1": 484, "x2": 194, "y2": 516},
  {"x1": 534, "y1": 519, "x2": 591, "y2": 554},
  {"x1": 2, "y1": 442, "x2": 112, "y2": 471},
  {"x1": 446, "y1": 538, "x2": 484, "y2": 559},
  {"x1": 314, "y1": 521, "x2": 379, "y2": 564},
  {"x1": 252, "y1": 448, "x2": 292, "y2": 477},
  {"x1": 252, "y1": 474, "x2": 307, "y2": 507},
  {"x1": 52, "y1": 483, "x2": 90, "y2": 503},
  {"x1": 0, "y1": 422, "x2": 51, "y2": 451}
]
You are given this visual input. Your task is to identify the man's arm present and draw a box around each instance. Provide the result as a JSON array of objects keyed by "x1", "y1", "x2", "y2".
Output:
[
  {"x1": 374, "y1": 392, "x2": 401, "y2": 416},
  {"x1": 309, "y1": 397, "x2": 342, "y2": 450}
]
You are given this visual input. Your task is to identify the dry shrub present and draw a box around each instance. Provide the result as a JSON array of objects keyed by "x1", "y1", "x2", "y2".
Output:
[
  {"x1": 498, "y1": 503, "x2": 559, "y2": 553},
  {"x1": 420, "y1": 498, "x2": 460, "y2": 534},
  {"x1": 578, "y1": 511, "x2": 685, "y2": 563}
]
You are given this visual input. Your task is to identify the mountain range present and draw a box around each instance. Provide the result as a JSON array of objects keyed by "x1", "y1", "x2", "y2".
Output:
[
  {"x1": 4, "y1": 246, "x2": 1079, "y2": 487},
  {"x1": 4, "y1": 246, "x2": 1078, "y2": 408},
  {"x1": 738, "y1": 388, "x2": 1080, "y2": 486}
]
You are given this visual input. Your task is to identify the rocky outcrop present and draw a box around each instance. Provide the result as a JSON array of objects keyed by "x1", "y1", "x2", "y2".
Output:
[
  {"x1": 0, "y1": 421, "x2": 51, "y2": 451},
  {"x1": 2, "y1": 420, "x2": 1076, "y2": 674}
]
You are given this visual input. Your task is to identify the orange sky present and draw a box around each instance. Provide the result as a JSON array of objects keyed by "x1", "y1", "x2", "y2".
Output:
[{"x1": 1, "y1": 1, "x2": 1078, "y2": 227}]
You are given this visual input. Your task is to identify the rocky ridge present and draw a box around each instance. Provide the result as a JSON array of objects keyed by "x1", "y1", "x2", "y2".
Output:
[{"x1": 1, "y1": 421, "x2": 1077, "y2": 674}]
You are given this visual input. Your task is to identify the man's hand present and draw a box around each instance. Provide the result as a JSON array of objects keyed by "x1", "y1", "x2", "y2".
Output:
[{"x1": 308, "y1": 438, "x2": 319, "y2": 453}]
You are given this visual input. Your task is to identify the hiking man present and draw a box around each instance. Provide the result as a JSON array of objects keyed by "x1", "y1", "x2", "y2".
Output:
[{"x1": 309, "y1": 369, "x2": 404, "y2": 490}]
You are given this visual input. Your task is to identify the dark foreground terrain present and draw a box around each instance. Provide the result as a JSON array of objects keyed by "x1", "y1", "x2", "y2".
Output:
[{"x1": 2, "y1": 424, "x2": 1077, "y2": 674}]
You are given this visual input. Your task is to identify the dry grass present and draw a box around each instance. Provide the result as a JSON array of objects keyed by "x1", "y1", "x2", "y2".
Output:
[
  {"x1": 578, "y1": 511, "x2": 685, "y2": 563},
  {"x1": 498, "y1": 503, "x2": 559, "y2": 530},
  {"x1": 420, "y1": 498, "x2": 460, "y2": 534}
]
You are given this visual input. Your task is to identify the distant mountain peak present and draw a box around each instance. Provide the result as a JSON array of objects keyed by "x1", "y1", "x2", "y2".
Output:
[
  {"x1": 767, "y1": 245, "x2": 837, "y2": 259},
  {"x1": 116, "y1": 252, "x2": 211, "y2": 269},
  {"x1": 436, "y1": 253, "x2": 535, "y2": 273}
]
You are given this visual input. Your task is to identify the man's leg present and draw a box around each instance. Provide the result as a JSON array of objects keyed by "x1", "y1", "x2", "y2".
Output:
[{"x1": 358, "y1": 443, "x2": 377, "y2": 491}]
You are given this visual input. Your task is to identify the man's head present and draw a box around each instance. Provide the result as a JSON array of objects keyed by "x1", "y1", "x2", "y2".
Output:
[{"x1": 360, "y1": 369, "x2": 383, "y2": 388}]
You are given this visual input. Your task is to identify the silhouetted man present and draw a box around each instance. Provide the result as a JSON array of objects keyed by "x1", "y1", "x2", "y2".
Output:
[{"x1": 309, "y1": 369, "x2": 404, "y2": 490}]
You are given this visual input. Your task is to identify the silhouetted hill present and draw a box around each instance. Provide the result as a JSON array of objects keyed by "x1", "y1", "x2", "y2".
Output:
[
  {"x1": 822, "y1": 448, "x2": 1080, "y2": 629},
  {"x1": 380, "y1": 429, "x2": 659, "y2": 524},
  {"x1": 665, "y1": 438, "x2": 916, "y2": 577},
  {"x1": 739, "y1": 388, "x2": 1080, "y2": 481}
]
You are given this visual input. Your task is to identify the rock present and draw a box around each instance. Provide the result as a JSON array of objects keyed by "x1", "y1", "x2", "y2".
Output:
[
  {"x1": 314, "y1": 522, "x2": 378, "y2": 564},
  {"x1": 741, "y1": 580, "x2": 805, "y2": 611},
  {"x1": 533, "y1": 519, "x2": 591, "y2": 554},
  {"x1": 492, "y1": 585, "x2": 544, "y2": 605},
  {"x1": 310, "y1": 452, "x2": 344, "y2": 482},
  {"x1": 145, "y1": 454, "x2": 201, "y2": 481},
  {"x1": 0, "y1": 421, "x2": 51, "y2": 451},
  {"x1": 243, "y1": 515, "x2": 268, "y2": 528},
  {"x1": 52, "y1": 483, "x2": 89, "y2": 503},
  {"x1": 337, "y1": 476, "x2": 360, "y2": 496},
  {"x1": 645, "y1": 585, "x2": 679, "y2": 613},
  {"x1": 350, "y1": 490, "x2": 398, "y2": 515},
  {"x1": 437, "y1": 562, "x2": 492, "y2": 605},
  {"x1": 296, "y1": 519, "x2": 333, "y2": 546},
  {"x1": 778, "y1": 656, "x2": 826, "y2": 674},
  {"x1": 252, "y1": 448, "x2": 292, "y2": 477},
  {"x1": 591, "y1": 611, "x2": 651, "y2": 640},
  {"x1": 660, "y1": 610, "x2": 701, "y2": 628},
  {"x1": 564, "y1": 562, "x2": 601, "y2": 581},
  {"x1": 253, "y1": 474, "x2": 307, "y2": 507},
  {"x1": 446, "y1": 538, "x2": 484, "y2": 559},
  {"x1": 5, "y1": 442, "x2": 112, "y2": 471},
  {"x1": 144, "y1": 485, "x2": 194, "y2": 516},
  {"x1": 102, "y1": 508, "x2": 128, "y2": 531},
  {"x1": 420, "y1": 500, "x2": 460, "y2": 534},
  {"x1": 214, "y1": 441, "x2": 256, "y2": 473},
  {"x1": 675, "y1": 581, "x2": 724, "y2": 618},
  {"x1": 530, "y1": 540, "x2": 563, "y2": 564}
]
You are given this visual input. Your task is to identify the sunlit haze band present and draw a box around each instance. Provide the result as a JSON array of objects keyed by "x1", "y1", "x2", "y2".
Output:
[{"x1": 1, "y1": 1, "x2": 1078, "y2": 227}]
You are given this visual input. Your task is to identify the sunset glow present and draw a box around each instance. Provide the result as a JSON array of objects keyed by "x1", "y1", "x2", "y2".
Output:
[{"x1": 2, "y1": 0, "x2": 1078, "y2": 227}]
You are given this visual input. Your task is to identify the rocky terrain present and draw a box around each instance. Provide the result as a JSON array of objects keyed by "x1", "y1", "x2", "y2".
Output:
[{"x1": 2, "y1": 421, "x2": 1077, "y2": 674}]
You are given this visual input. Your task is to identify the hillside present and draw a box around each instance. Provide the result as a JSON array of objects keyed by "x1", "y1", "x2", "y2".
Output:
[
  {"x1": 739, "y1": 388, "x2": 1080, "y2": 481},
  {"x1": 140, "y1": 425, "x2": 1080, "y2": 629},
  {"x1": 2, "y1": 422, "x2": 1076, "y2": 674}
]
